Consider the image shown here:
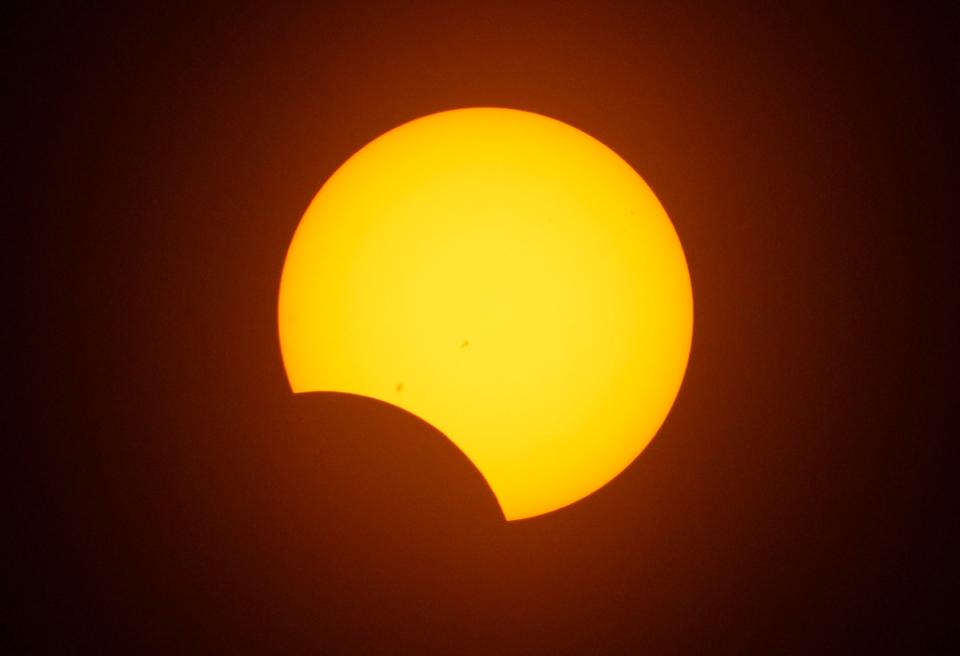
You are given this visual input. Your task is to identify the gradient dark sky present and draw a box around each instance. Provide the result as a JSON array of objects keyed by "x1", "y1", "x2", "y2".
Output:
[{"x1": 11, "y1": 2, "x2": 954, "y2": 652}]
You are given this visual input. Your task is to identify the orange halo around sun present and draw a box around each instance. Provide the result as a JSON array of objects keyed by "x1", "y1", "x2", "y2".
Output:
[{"x1": 279, "y1": 108, "x2": 692, "y2": 520}]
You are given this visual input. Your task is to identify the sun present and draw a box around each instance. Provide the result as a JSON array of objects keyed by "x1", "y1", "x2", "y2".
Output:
[{"x1": 278, "y1": 108, "x2": 692, "y2": 520}]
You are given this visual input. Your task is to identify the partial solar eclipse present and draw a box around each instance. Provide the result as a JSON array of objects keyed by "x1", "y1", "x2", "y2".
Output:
[{"x1": 279, "y1": 108, "x2": 692, "y2": 520}]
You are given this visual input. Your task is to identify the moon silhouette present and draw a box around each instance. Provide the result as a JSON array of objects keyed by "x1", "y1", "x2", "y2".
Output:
[{"x1": 278, "y1": 108, "x2": 692, "y2": 520}]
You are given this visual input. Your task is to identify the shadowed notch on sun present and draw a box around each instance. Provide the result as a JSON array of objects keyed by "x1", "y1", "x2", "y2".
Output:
[{"x1": 285, "y1": 391, "x2": 505, "y2": 525}]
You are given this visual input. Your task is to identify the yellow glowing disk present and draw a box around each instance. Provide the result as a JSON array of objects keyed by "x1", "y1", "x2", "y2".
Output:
[{"x1": 279, "y1": 108, "x2": 692, "y2": 520}]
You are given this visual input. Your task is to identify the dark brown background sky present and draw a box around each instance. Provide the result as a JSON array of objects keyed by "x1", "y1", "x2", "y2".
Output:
[{"x1": 10, "y1": 1, "x2": 954, "y2": 653}]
